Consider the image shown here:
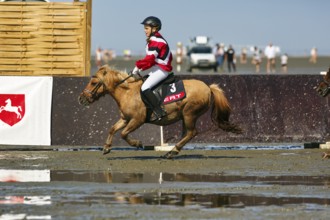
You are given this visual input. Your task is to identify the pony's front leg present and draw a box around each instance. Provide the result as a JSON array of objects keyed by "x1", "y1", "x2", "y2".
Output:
[
  {"x1": 120, "y1": 118, "x2": 144, "y2": 149},
  {"x1": 103, "y1": 118, "x2": 127, "y2": 155}
]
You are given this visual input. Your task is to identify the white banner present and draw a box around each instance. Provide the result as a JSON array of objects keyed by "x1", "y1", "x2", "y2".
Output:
[{"x1": 0, "y1": 76, "x2": 52, "y2": 145}]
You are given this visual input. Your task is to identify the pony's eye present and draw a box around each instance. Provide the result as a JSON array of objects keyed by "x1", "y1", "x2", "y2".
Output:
[{"x1": 90, "y1": 80, "x2": 98, "y2": 86}]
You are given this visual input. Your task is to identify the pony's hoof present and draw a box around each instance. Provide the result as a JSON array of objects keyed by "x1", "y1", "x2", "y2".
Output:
[
  {"x1": 103, "y1": 148, "x2": 112, "y2": 155},
  {"x1": 162, "y1": 150, "x2": 179, "y2": 159}
]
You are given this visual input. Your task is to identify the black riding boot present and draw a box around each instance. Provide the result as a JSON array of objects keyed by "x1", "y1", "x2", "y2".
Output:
[{"x1": 142, "y1": 89, "x2": 167, "y2": 121}]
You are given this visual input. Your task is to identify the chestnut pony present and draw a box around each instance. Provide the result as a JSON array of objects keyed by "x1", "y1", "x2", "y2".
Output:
[
  {"x1": 79, "y1": 65, "x2": 242, "y2": 158},
  {"x1": 316, "y1": 68, "x2": 330, "y2": 97}
]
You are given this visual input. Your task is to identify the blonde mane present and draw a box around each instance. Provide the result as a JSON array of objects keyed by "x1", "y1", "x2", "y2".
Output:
[{"x1": 99, "y1": 65, "x2": 137, "y2": 89}]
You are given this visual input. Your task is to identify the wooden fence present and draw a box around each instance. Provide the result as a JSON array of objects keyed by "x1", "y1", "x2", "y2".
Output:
[{"x1": 0, "y1": 0, "x2": 91, "y2": 76}]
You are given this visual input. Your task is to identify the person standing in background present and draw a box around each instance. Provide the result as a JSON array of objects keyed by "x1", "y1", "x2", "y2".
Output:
[
  {"x1": 95, "y1": 47, "x2": 103, "y2": 68},
  {"x1": 225, "y1": 45, "x2": 236, "y2": 73},
  {"x1": 240, "y1": 47, "x2": 247, "y2": 64},
  {"x1": 252, "y1": 46, "x2": 262, "y2": 73},
  {"x1": 215, "y1": 43, "x2": 225, "y2": 72},
  {"x1": 264, "y1": 42, "x2": 277, "y2": 73},
  {"x1": 176, "y1": 42, "x2": 183, "y2": 72},
  {"x1": 309, "y1": 47, "x2": 317, "y2": 64},
  {"x1": 281, "y1": 53, "x2": 288, "y2": 73}
]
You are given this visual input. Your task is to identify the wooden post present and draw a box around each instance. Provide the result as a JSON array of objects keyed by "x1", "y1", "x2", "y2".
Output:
[
  {"x1": 154, "y1": 126, "x2": 174, "y2": 151},
  {"x1": 85, "y1": 0, "x2": 92, "y2": 76}
]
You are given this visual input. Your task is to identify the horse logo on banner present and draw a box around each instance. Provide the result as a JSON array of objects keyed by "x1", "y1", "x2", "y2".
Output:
[{"x1": 0, "y1": 94, "x2": 25, "y2": 126}]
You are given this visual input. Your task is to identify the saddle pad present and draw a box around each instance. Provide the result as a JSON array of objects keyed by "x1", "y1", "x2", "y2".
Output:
[{"x1": 162, "y1": 80, "x2": 186, "y2": 104}]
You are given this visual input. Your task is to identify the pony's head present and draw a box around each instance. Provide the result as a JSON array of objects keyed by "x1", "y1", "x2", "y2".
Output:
[
  {"x1": 78, "y1": 66, "x2": 110, "y2": 106},
  {"x1": 78, "y1": 65, "x2": 133, "y2": 106},
  {"x1": 316, "y1": 68, "x2": 330, "y2": 97}
]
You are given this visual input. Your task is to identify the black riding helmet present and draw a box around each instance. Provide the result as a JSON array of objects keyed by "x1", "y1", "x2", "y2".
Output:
[{"x1": 141, "y1": 16, "x2": 162, "y2": 31}]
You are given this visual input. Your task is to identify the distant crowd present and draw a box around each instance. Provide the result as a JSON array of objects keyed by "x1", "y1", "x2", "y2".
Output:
[
  {"x1": 210, "y1": 42, "x2": 318, "y2": 74},
  {"x1": 94, "y1": 43, "x2": 318, "y2": 74}
]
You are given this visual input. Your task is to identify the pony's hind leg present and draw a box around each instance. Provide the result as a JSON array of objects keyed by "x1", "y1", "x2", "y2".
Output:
[{"x1": 164, "y1": 116, "x2": 198, "y2": 159}]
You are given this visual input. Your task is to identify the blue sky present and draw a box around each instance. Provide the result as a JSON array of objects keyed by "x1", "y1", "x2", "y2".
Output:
[{"x1": 89, "y1": 0, "x2": 330, "y2": 56}]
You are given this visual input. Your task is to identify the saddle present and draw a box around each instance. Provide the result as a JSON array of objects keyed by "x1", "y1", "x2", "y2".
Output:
[{"x1": 140, "y1": 73, "x2": 186, "y2": 122}]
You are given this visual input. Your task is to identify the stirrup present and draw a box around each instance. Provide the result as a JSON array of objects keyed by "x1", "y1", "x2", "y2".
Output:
[
  {"x1": 149, "y1": 114, "x2": 159, "y2": 122},
  {"x1": 151, "y1": 109, "x2": 166, "y2": 121}
]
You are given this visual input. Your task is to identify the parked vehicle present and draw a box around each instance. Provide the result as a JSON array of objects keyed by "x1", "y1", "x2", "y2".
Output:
[{"x1": 187, "y1": 36, "x2": 217, "y2": 72}]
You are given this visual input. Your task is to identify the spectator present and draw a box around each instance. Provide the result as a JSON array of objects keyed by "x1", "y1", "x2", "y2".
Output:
[
  {"x1": 281, "y1": 53, "x2": 288, "y2": 73},
  {"x1": 264, "y1": 42, "x2": 277, "y2": 73},
  {"x1": 214, "y1": 43, "x2": 225, "y2": 72},
  {"x1": 252, "y1": 46, "x2": 262, "y2": 73},
  {"x1": 309, "y1": 47, "x2": 317, "y2": 64},
  {"x1": 123, "y1": 49, "x2": 132, "y2": 60},
  {"x1": 176, "y1": 42, "x2": 184, "y2": 72},
  {"x1": 95, "y1": 47, "x2": 103, "y2": 68},
  {"x1": 225, "y1": 44, "x2": 236, "y2": 73},
  {"x1": 240, "y1": 47, "x2": 248, "y2": 64},
  {"x1": 102, "y1": 49, "x2": 112, "y2": 65}
]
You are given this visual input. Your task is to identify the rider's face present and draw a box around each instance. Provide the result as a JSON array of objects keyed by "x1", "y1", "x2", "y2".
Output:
[{"x1": 144, "y1": 25, "x2": 157, "y2": 38}]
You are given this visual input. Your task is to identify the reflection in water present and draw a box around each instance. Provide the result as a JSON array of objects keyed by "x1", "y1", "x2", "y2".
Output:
[
  {"x1": 0, "y1": 169, "x2": 50, "y2": 182},
  {"x1": 0, "y1": 214, "x2": 51, "y2": 220},
  {"x1": 50, "y1": 171, "x2": 330, "y2": 187},
  {"x1": 0, "y1": 196, "x2": 51, "y2": 205},
  {"x1": 0, "y1": 169, "x2": 329, "y2": 213},
  {"x1": 0, "y1": 170, "x2": 52, "y2": 219},
  {"x1": 89, "y1": 191, "x2": 330, "y2": 208},
  {"x1": 49, "y1": 171, "x2": 330, "y2": 208}
]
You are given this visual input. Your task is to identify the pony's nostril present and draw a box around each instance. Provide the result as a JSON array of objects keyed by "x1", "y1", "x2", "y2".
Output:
[{"x1": 78, "y1": 95, "x2": 89, "y2": 106}]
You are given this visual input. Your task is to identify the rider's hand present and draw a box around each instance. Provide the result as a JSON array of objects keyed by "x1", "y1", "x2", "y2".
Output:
[{"x1": 132, "y1": 66, "x2": 141, "y2": 75}]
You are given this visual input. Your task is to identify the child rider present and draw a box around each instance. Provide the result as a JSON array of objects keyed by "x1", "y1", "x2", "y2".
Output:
[{"x1": 132, "y1": 16, "x2": 173, "y2": 121}]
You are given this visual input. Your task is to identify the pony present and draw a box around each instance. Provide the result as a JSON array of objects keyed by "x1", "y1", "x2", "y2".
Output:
[
  {"x1": 79, "y1": 65, "x2": 242, "y2": 159},
  {"x1": 316, "y1": 68, "x2": 330, "y2": 97}
]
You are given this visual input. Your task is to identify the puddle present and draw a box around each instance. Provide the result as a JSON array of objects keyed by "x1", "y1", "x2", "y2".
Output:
[
  {"x1": 84, "y1": 191, "x2": 330, "y2": 208},
  {"x1": 1, "y1": 169, "x2": 330, "y2": 186},
  {"x1": 49, "y1": 171, "x2": 330, "y2": 186},
  {"x1": 0, "y1": 196, "x2": 51, "y2": 205},
  {"x1": 1, "y1": 169, "x2": 330, "y2": 219},
  {"x1": 0, "y1": 169, "x2": 50, "y2": 182}
]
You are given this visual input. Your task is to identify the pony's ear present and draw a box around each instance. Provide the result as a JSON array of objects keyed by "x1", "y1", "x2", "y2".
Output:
[{"x1": 102, "y1": 66, "x2": 108, "y2": 76}]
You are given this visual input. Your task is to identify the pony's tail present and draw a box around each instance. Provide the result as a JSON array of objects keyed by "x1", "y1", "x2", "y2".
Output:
[{"x1": 210, "y1": 84, "x2": 242, "y2": 134}]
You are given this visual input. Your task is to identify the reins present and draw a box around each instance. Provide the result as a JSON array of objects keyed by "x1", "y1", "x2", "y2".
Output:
[
  {"x1": 115, "y1": 73, "x2": 133, "y2": 87},
  {"x1": 84, "y1": 70, "x2": 143, "y2": 99},
  {"x1": 115, "y1": 71, "x2": 144, "y2": 87}
]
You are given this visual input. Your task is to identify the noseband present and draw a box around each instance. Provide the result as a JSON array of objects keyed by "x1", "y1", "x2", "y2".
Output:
[
  {"x1": 319, "y1": 77, "x2": 330, "y2": 97},
  {"x1": 83, "y1": 76, "x2": 106, "y2": 100}
]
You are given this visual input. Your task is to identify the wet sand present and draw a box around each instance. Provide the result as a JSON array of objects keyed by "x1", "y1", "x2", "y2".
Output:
[
  {"x1": 0, "y1": 148, "x2": 329, "y2": 175},
  {"x1": 1, "y1": 148, "x2": 330, "y2": 219}
]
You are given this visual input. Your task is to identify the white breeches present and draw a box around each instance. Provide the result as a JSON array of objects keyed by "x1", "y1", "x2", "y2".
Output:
[{"x1": 141, "y1": 66, "x2": 170, "y2": 91}]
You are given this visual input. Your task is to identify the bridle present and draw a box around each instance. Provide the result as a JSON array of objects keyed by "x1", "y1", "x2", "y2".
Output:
[
  {"x1": 83, "y1": 71, "x2": 139, "y2": 100},
  {"x1": 83, "y1": 76, "x2": 106, "y2": 100},
  {"x1": 318, "y1": 76, "x2": 330, "y2": 97}
]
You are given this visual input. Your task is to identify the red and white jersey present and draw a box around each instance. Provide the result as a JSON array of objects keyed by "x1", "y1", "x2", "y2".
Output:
[{"x1": 136, "y1": 32, "x2": 173, "y2": 72}]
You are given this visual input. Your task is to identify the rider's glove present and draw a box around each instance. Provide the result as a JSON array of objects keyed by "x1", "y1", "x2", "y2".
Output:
[{"x1": 132, "y1": 66, "x2": 141, "y2": 75}]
